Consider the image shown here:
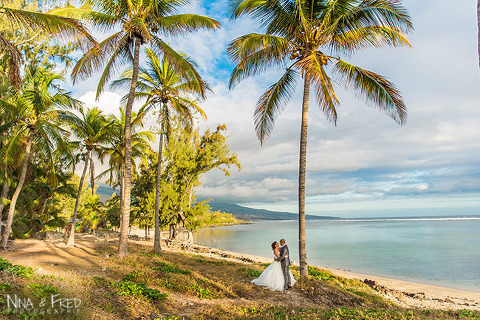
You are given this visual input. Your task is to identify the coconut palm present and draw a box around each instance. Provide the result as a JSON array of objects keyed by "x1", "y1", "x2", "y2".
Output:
[
  {"x1": 61, "y1": 107, "x2": 113, "y2": 247},
  {"x1": 229, "y1": 0, "x2": 412, "y2": 277},
  {"x1": 0, "y1": 3, "x2": 95, "y2": 88},
  {"x1": 99, "y1": 107, "x2": 154, "y2": 231},
  {"x1": 111, "y1": 48, "x2": 208, "y2": 253},
  {"x1": 0, "y1": 63, "x2": 80, "y2": 249},
  {"x1": 51, "y1": 0, "x2": 220, "y2": 257}
]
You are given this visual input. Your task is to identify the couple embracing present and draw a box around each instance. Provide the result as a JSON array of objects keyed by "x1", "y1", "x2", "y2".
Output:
[{"x1": 251, "y1": 239, "x2": 296, "y2": 291}]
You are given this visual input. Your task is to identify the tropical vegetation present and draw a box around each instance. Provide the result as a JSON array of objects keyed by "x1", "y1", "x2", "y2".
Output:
[
  {"x1": 50, "y1": 0, "x2": 221, "y2": 257},
  {"x1": 0, "y1": 0, "x2": 235, "y2": 251},
  {"x1": 111, "y1": 48, "x2": 210, "y2": 253}
]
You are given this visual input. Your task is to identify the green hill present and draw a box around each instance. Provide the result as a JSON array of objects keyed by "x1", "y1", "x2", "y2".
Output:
[{"x1": 208, "y1": 201, "x2": 339, "y2": 220}]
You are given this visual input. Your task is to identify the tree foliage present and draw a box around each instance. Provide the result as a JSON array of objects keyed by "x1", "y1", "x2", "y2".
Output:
[{"x1": 132, "y1": 122, "x2": 240, "y2": 236}]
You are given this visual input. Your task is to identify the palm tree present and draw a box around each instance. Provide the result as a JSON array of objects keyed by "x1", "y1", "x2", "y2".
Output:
[
  {"x1": 99, "y1": 108, "x2": 154, "y2": 232},
  {"x1": 61, "y1": 107, "x2": 113, "y2": 247},
  {"x1": 0, "y1": 3, "x2": 96, "y2": 88},
  {"x1": 111, "y1": 48, "x2": 208, "y2": 253},
  {"x1": 51, "y1": 0, "x2": 220, "y2": 257},
  {"x1": 229, "y1": 0, "x2": 412, "y2": 277},
  {"x1": 0, "y1": 63, "x2": 80, "y2": 249}
]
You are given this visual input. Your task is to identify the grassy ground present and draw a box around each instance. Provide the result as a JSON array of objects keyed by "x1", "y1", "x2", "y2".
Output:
[{"x1": 0, "y1": 240, "x2": 479, "y2": 320}]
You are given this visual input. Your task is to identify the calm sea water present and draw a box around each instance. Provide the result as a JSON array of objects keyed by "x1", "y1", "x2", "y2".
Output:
[{"x1": 194, "y1": 218, "x2": 480, "y2": 292}]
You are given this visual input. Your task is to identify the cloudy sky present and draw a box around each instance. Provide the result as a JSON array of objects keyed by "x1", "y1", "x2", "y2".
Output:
[{"x1": 73, "y1": 0, "x2": 480, "y2": 218}]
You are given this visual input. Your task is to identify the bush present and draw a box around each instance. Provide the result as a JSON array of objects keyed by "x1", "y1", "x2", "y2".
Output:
[
  {"x1": 0, "y1": 257, "x2": 35, "y2": 278},
  {"x1": 26, "y1": 283, "x2": 59, "y2": 298},
  {"x1": 152, "y1": 261, "x2": 191, "y2": 274},
  {"x1": 111, "y1": 280, "x2": 168, "y2": 300}
]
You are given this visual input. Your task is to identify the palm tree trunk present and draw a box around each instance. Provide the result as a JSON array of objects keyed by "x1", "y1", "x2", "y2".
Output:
[
  {"x1": 40, "y1": 197, "x2": 48, "y2": 218},
  {"x1": 66, "y1": 151, "x2": 90, "y2": 247},
  {"x1": 153, "y1": 116, "x2": 165, "y2": 253},
  {"x1": 119, "y1": 169, "x2": 124, "y2": 232},
  {"x1": 298, "y1": 75, "x2": 311, "y2": 278},
  {"x1": 1, "y1": 131, "x2": 34, "y2": 249},
  {"x1": 0, "y1": 171, "x2": 10, "y2": 221},
  {"x1": 90, "y1": 157, "x2": 95, "y2": 195},
  {"x1": 477, "y1": 0, "x2": 480, "y2": 68},
  {"x1": 118, "y1": 36, "x2": 141, "y2": 258}
]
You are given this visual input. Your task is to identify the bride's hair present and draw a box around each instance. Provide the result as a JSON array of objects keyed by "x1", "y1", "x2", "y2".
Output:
[{"x1": 271, "y1": 242, "x2": 278, "y2": 250}]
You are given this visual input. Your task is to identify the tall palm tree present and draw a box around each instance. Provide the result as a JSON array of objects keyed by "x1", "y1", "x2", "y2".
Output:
[
  {"x1": 111, "y1": 48, "x2": 208, "y2": 253},
  {"x1": 61, "y1": 107, "x2": 113, "y2": 247},
  {"x1": 0, "y1": 63, "x2": 80, "y2": 249},
  {"x1": 0, "y1": 3, "x2": 96, "y2": 88},
  {"x1": 99, "y1": 108, "x2": 154, "y2": 232},
  {"x1": 51, "y1": 0, "x2": 220, "y2": 257},
  {"x1": 229, "y1": 0, "x2": 412, "y2": 277}
]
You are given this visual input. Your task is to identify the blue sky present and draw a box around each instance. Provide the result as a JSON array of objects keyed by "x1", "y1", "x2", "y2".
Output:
[{"x1": 74, "y1": 0, "x2": 480, "y2": 218}]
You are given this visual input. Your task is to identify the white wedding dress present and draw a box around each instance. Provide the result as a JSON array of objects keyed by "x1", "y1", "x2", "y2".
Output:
[{"x1": 251, "y1": 260, "x2": 296, "y2": 291}]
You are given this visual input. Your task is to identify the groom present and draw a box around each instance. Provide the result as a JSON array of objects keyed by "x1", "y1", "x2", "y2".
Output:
[{"x1": 275, "y1": 238, "x2": 291, "y2": 290}]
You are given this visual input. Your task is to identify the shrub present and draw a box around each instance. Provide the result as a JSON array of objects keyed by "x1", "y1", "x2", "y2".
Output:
[
  {"x1": 152, "y1": 261, "x2": 191, "y2": 275},
  {"x1": 0, "y1": 257, "x2": 35, "y2": 278},
  {"x1": 26, "y1": 283, "x2": 59, "y2": 298},
  {"x1": 239, "y1": 267, "x2": 262, "y2": 278},
  {"x1": 111, "y1": 280, "x2": 168, "y2": 301}
]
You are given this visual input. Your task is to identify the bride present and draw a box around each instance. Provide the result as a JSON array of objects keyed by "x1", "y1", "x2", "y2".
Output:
[{"x1": 251, "y1": 241, "x2": 296, "y2": 291}]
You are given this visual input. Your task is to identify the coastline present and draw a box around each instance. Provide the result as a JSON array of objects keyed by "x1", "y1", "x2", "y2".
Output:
[{"x1": 178, "y1": 241, "x2": 480, "y2": 311}]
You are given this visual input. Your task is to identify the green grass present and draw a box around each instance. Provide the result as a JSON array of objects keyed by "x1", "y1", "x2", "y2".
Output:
[{"x1": 152, "y1": 261, "x2": 191, "y2": 274}]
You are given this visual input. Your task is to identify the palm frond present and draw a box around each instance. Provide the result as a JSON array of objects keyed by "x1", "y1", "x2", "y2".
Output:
[
  {"x1": 330, "y1": 25, "x2": 411, "y2": 54},
  {"x1": 301, "y1": 53, "x2": 340, "y2": 123},
  {"x1": 334, "y1": 59, "x2": 406, "y2": 124},
  {"x1": 3, "y1": 7, "x2": 97, "y2": 46},
  {"x1": 154, "y1": 14, "x2": 220, "y2": 36},
  {"x1": 0, "y1": 32, "x2": 23, "y2": 89},
  {"x1": 71, "y1": 31, "x2": 128, "y2": 83},
  {"x1": 323, "y1": 0, "x2": 413, "y2": 45},
  {"x1": 49, "y1": 5, "x2": 121, "y2": 33},
  {"x1": 228, "y1": 34, "x2": 291, "y2": 88},
  {"x1": 151, "y1": 36, "x2": 207, "y2": 98},
  {"x1": 95, "y1": 34, "x2": 134, "y2": 98},
  {"x1": 254, "y1": 67, "x2": 298, "y2": 143}
]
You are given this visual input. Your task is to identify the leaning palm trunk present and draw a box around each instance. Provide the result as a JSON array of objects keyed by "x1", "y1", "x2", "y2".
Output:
[
  {"x1": 118, "y1": 37, "x2": 141, "y2": 258},
  {"x1": 90, "y1": 156, "x2": 95, "y2": 195},
  {"x1": 153, "y1": 116, "x2": 165, "y2": 253},
  {"x1": 1, "y1": 131, "x2": 34, "y2": 249},
  {"x1": 119, "y1": 169, "x2": 124, "y2": 232},
  {"x1": 66, "y1": 151, "x2": 90, "y2": 247},
  {"x1": 298, "y1": 75, "x2": 311, "y2": 278},
  {"x1": 0, "y1": 172, "x2": 10, "y2": 220}
]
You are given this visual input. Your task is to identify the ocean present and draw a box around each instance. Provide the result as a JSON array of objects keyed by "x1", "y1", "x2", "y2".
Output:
[{"x1": 193, "y1": 217, "x2": 480, "y2": 292}]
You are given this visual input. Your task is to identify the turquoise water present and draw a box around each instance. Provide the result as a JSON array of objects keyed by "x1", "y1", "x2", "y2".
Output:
[{"x1": 193, "y1": 218, "x2": 480, "y2": 292}]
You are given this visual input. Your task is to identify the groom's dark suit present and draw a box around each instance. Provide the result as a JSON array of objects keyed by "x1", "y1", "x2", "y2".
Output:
[{"x1": 277, "y1": 244, "x2": 291, "y2": 290}]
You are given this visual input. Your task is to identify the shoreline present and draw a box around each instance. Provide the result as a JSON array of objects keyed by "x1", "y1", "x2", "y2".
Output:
[{"x1": 178, "y1": 241, "x2": 480, "y2": 311}]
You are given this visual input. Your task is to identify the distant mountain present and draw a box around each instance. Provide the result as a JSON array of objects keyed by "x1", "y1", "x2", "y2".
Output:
[
  {"x1": 208, "y1": 201, "x2": 339, "y2": 221},
  {"x1": 96, "y1": 184, "x2": 117, "y2": 202}
]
